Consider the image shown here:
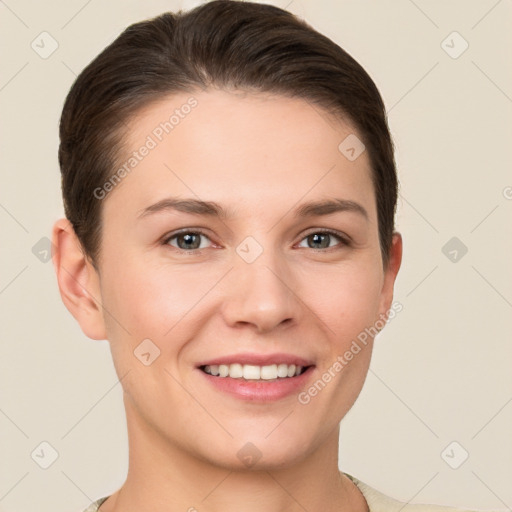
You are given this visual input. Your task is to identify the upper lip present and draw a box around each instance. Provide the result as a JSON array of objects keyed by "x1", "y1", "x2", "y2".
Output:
[{"x1": 196, "y1": 352, "x2": 315, "y2": 368}]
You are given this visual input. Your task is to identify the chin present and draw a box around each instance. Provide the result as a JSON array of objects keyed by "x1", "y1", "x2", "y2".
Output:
[{"x1": 191, "y1": 429, "x2": 315, "y2": 472}]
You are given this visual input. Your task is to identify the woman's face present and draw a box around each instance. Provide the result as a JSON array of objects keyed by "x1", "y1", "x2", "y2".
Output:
[{"x1": 90, "y1": 89, "x2": 401, "y2": 469}]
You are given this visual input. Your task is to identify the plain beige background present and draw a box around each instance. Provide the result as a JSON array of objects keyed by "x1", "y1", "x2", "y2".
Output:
[{"x1": 1, "y1": 0, "x2": 511, "y2": 511}]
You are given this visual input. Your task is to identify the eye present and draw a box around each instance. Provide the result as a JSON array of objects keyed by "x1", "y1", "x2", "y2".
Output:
[
  {"x1": 162, "y1": 228, "x2": 350, "y2": 254},
  {"x1": 297, "y1": 230, "x2": 349, "y2": 250},
  {"x1": 163, "y1": 230, "x2": 213, "y2": 252}
]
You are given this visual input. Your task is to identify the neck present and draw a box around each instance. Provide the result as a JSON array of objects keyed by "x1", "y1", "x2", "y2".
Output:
[{"x1": 103, "y1": 397, "x2": 368, "y2": 512}]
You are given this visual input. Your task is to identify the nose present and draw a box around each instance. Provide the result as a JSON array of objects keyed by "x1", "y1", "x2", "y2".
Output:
[{"x1": 220, "y1": 248, "x2": 301, "y2": 334}]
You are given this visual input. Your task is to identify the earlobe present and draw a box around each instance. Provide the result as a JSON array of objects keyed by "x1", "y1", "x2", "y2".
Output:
[{"x1": 51, "y1": 218, "x2": 107, "y2": 341}]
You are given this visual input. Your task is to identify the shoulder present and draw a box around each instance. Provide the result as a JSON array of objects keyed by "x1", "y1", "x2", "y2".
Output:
[
  {"x1": 80, "y1": 496, "x2": 110, "y2": 512},
  {"x1": 345, "y1": 473, "x2": 478, "y2": 512}
]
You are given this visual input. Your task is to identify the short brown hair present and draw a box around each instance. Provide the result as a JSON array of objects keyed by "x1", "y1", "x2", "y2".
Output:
[{"x1": 58, "y1": 0, "x2": 398, "y2": 270}]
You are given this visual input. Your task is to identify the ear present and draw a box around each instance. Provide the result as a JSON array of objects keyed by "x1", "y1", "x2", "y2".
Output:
[
  {"x1": 51, "y1": 218, "x2": 107, "y2": 340},
  {"x1": 378, "y1": 232, "x2": 403, "y2": 320}
]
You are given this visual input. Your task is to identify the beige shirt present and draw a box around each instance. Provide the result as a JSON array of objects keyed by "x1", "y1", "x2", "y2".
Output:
[{"x1": 81, "y1": 473, "x2": 476, "y2": 512}]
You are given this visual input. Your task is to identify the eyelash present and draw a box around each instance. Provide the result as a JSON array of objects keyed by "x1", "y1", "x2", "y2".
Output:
[{"x1": 161, "y1": 228, "x2": 351, "y2": 255}]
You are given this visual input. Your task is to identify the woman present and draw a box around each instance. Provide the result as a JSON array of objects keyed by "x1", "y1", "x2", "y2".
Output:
[{"x1": 52, "y1": 1, "x2": 476, "y2": 510}]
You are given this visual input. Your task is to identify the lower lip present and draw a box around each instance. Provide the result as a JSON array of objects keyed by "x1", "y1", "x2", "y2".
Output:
[{"x1": 197, "y1": 366, "x2": 315, "y2": 401}]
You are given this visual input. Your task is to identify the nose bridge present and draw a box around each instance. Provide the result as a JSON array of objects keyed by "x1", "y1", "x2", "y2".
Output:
[{"x1": 221, "y1": 235, "x2": 299, "y2": 332}]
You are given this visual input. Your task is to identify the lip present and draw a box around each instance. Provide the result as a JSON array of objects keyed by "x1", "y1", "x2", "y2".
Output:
[
  {"x1": 196, "y1": 352, "x2": 315, "y2": 368},
  {"x1": 197, "y1": 365, "x2": 316, "y2": 402}
]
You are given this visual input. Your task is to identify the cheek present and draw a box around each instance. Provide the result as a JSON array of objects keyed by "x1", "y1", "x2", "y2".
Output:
[
  {"x1": 100, "y1": 256, "x2": 228, "y2": 383},
  {"x1": 103, "y1": 257, "x2": 199, "y2": 337},
  {"x1": 98, "y1": 259, "x2": 170, "y2": 378},
  {"x1": 298, "y1": 267, "x2": 382, "y2": 419},
  {"x1": 311, "y1": 262, "x2": 383, "y2": 342},
  {"x1": 102, "y1": 251, "x2": 384, "y2": 354},
  {"x1": 99, "y1": 258, "x2": 197, "y2": 408}
]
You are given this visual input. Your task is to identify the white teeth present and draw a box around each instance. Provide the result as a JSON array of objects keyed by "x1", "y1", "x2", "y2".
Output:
[
  {"x1": 229, "y1": 363, "x2": 243, "y2": 378},
  {"x1": 260, "y1": 364, "x2": 278, "y2": 380},
  {"x1": 243, "y1": 365, "x2": 260, "y2": 380},
  {"x1": 202, "y1": 363, "x2": 307, "y2": 380},
  {"x1": 276, "y1": 364, "x2": 288, "y2": 378}
]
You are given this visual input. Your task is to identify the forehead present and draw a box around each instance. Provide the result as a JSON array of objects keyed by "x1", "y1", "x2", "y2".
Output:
[{"x1": 105, "y1": 89, "x2": 376, "y2": 221}]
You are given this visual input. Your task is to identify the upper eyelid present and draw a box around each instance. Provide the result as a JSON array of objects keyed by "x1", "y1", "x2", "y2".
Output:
[{"x1": 296, "y1": 229, "x2": 349, "y2": 248}]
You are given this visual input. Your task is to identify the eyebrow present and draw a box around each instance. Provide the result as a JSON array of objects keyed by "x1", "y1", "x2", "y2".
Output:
[{"x1": 137, "y1": 197, "x2": 368, "y2": 221}]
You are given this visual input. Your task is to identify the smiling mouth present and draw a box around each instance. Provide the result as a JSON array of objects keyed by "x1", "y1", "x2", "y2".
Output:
[{"x1": 199, "y1": 363, "x2": 312, "y2": 381}]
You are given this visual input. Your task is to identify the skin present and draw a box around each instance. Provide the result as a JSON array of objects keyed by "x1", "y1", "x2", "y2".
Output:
[{"x1": 52, "y1": 89, "x2": 402, "y2": 512}]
